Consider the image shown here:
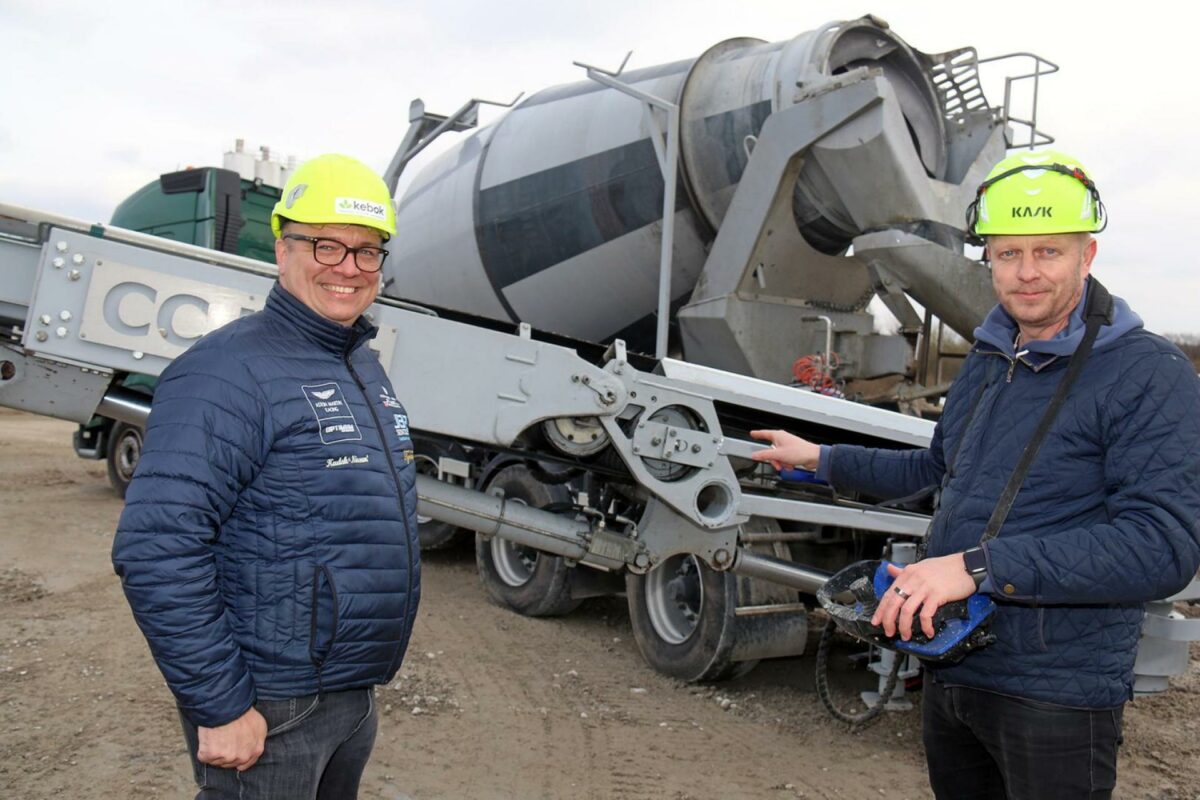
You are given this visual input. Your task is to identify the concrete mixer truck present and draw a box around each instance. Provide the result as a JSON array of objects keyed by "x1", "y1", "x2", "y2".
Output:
[
  {"x1": 20, "y1": 15, "x2": 1192, "y2": 693},
  {"x1": 369, "y1": 14, "x2": 1030, "y2": 682}
]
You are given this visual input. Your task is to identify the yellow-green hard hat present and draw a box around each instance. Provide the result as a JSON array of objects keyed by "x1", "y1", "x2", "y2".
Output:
[
  {"x1": 271, "y1": 153, "x2": 396, "y2": 240},
  {"x1": 968, "y1": 150, "x2": 1105, "y2": 238}
]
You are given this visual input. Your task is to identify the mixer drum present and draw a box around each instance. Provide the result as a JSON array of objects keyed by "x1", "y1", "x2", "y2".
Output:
[{"x1": 386, "y1": 18, "x2": 948, "y2": 355}]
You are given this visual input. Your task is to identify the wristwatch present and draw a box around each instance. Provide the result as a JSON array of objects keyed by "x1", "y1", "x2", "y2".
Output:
[{"x1": 962, "y1": 546, "x2": 988, "y2": 587}]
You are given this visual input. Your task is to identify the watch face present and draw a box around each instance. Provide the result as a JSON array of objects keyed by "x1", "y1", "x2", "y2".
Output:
[{"x1": 964, "y1": 548, "x2": 988, "y2": 574}]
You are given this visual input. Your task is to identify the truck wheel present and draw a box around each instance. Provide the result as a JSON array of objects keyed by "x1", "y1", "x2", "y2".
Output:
[
  {"x1": 625, "y1": 555, "x2": 753, "y2": 682},
  {"x1": 414, "y1": 450, "x2": 467, "y2": 551},
  {"x1": 106, "y1": 422, "x2": 143, "y2": 499},
  {"x1": 474, "y1": 465, "x2": 582, "y2": 617},
  {"x1": 626, "y1": 519, "x2": 793, "y2": 682}
]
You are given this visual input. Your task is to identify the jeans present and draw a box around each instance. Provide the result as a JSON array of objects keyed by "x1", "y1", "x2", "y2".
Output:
[
  {"x1": 180, "y1": 688, "x2": 378, "y2": 800},
  {"x1": 922, "y1": 673, "x2": 1123, "y2": 800}
]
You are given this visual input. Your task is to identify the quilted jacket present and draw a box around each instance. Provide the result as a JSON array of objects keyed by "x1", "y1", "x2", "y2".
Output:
[
  {"x1": 825, "y1": 279, "x2": 1200, "y2": 708},
  {"x1": 112, "y1": 284, "x2": 421, "y2": 727}
]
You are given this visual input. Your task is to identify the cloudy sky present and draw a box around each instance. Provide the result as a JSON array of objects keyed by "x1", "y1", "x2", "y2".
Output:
[{"x1": 3, "y1": 0, "x2": 1197, "y2": 333}]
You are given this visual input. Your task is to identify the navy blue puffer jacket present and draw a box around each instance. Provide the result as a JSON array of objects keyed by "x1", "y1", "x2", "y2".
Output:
[
  {"x1": 113, "y1": 284, "x2": 420, "y2": 727},
  {"x1": 827, "y1": 280, "x2": 1200, "y2": 708}
]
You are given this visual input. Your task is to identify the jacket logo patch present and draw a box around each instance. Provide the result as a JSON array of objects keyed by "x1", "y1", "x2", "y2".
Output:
[
  {"x1": 302, "y1": 382, "x2": 363, "y2": 444},
  {"x1": 393, "y1": 413, "x2": 410, "y2": 439},
  {"x1": 379, "y1": 387, "x2": 403, "y2": 410},
  {"x1": 326, "y1": 454, "x2": 369, "y2": 469}
]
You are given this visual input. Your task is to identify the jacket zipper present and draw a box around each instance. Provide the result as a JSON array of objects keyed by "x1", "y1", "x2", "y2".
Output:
[
  {"x1": 344, "y1": 347, "x2": 416, "y2": 670},
  {"x1": 308, "y1": 565, "x2": 339, "y2": 694}
]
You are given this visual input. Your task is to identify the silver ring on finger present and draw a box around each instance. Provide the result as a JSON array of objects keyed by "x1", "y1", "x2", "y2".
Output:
[{"x1": 893, "y1": 586, "x2": 911, "y2": 600}]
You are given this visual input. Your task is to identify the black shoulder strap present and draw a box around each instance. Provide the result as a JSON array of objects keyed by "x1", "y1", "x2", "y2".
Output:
[{"x1": 979, "y1": 278, "x2": 1115, "y2": 544}]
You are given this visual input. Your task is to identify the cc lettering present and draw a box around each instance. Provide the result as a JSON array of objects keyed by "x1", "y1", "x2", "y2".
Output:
[
  {"x1": 103, "y1": 281, "x2": 156, "y2": 337},
  {"x1": 157, "y1": 292, "x2": 210, "y2": 348},
  {"x1": 103, "y1": 282, "x2": 254, "y2": 345}
]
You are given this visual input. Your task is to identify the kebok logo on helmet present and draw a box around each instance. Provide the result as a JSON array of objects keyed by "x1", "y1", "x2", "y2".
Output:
[
  {"x1": 271, "y1": 154, "x2": 397, "y2": 239},
  {"x1": 334, "y1": 197, "x2": 388, "y2": 222}
]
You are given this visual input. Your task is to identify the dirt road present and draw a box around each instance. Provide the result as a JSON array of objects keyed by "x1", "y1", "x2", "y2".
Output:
[{"x1": 1, "y1": 407, "x2": 1197, "y2": 799}]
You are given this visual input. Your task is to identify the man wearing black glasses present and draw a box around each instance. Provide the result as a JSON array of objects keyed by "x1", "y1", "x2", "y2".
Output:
[
  {"x1": 114, "y1": 154, "x2": 420, "y2": 799},
  {"x1": 276, "y1": 231, "x2": 389, "y2": 325}
]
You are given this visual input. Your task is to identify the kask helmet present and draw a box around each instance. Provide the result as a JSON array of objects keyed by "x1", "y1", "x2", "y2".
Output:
[
  {"x1": 967, "y1": 149, "x2": 1105, "y2": 240},
  {"x1": 270, "y1": 153, "x2": 396, "y2": 240}
]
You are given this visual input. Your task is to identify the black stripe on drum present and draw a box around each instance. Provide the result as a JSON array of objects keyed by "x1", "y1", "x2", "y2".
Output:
[
  {"x1": 471, "y1": 131, "x2": 521, "y2": 322},
  {"x1": 476, "y1": 137, "x2": 687, "y2": 290},
  {"x1": 474, "y1": 99, "x2": 773, "y2": 292}
]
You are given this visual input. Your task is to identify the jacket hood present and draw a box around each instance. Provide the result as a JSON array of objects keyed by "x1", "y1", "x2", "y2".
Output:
[{"x1": 973, "y1": 277, "x2": 1143, "y2": 357}]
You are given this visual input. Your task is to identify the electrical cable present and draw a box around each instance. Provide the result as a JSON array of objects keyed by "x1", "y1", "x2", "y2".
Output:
[{"x1": 814, "y1": 617, "x2": 902, "y2": 728}]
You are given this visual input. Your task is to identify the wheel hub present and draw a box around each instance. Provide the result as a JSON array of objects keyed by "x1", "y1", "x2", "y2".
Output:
[
  {"x1": 644, "y1": 554, "x2": 704, "y2": 644},
  {"x1": 115, "y1": 431, "x2": 141, "y2": 480},
  {"x1": 489, "y1": 498, "x2": 539, "y2": 587}
]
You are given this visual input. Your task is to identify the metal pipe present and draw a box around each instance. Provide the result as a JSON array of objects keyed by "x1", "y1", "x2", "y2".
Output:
[
  {"x1": 738, "y1": 492, "x2": 930, "y2": 537},
  {"x1": 95, "y1": 386, "x2": 151, "y2": 427},
  {"x1": 416, "y1": 474, "x2": 592, "y2": 560},
  {"x1": 384, "y1": 94, "x2": 524, "y2": 194},
  {"x1": 803, "y1": 315, "x2": 833, "y2": 365},
  {"x1": 389, "y1": 100, "x2": 478, "y2": 186},
  {"x1": 731, "y1": 549, "x2": 831, "y2": 594},
  {"x1": 740, "y1": 532, "x2": 831, "y2": 544},
  {"x1": 655, "y1": 108, "x2": 679, "y2": 360},
  {"x1": 420, "y1": 475, "x2": 841, "y2": 595}
]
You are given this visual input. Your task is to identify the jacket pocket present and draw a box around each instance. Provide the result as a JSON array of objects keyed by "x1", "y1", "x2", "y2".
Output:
[{"x1": 308, "y1": 565, "x2": 341, "y2": 669}]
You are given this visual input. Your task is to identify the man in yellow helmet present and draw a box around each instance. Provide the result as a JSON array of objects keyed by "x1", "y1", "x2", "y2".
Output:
[
  {"x1": 752, "y1": 150, "x2": 1200, "y2": 798},
  {"x1": 113, "y1": 154, "x2": 420, "y2": 799}
]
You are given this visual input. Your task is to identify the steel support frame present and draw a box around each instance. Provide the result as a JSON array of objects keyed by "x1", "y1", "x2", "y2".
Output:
[
  {"x1": 382, "y1": 94, "x2": 524, "y2": 194},
  {"x1": 576, "y1": 55, "x2": 680, "y2": 360}
]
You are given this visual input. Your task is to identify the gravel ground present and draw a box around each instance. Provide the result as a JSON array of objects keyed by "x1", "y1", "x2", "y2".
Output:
[{"x1": 1, "y1": 407, "x2": 1197, "y2": 799}]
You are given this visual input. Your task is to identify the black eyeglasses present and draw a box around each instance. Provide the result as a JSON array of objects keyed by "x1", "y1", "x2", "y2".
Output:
[{"x1": 282, "y1": 234, "x2": 389, "y2": 273}]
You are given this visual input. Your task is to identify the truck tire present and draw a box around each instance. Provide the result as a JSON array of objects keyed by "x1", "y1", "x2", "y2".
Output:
[
  {"x1": 474, "y1": 464, "x2": 582, "y2": 617},
  {"x1": 413, "y1": 448, "x2": 467, "y2": 551},
  {"x1": 106, "y1": 422, "x2": 143, "y2": 499},
  {"x1": 625, "y1": 555, "x2": 754, "y2": 682},
  {"x1": 626, "y1": 519, "x2": 795, "y2": 682}
]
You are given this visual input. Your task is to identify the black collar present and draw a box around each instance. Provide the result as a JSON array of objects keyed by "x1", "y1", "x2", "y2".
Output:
[{"x1": 264, "y1": 282, "x2": 378, "y2": 355}]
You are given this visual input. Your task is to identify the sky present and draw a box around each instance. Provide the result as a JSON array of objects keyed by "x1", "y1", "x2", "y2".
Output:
[{"x1": 3, "y1": 0, "x2": 1198, "y2": 333}]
